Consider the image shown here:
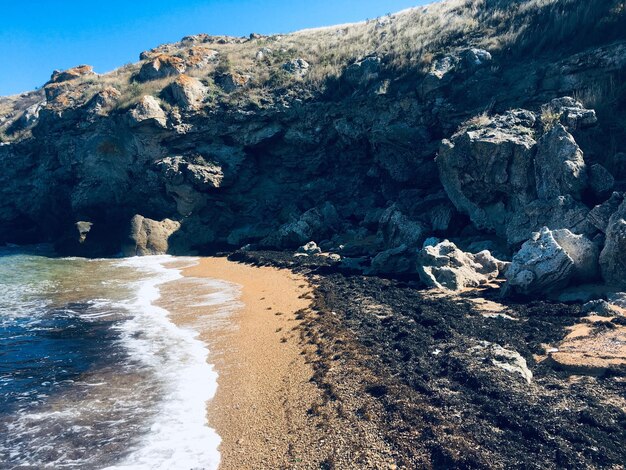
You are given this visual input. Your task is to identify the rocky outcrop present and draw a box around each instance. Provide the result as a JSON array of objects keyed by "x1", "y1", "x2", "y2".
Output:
[
  {"x1": 49, "y1": 65, "x2": 95, "y2": 84},
  {"x1": 437, "y1": 110, "x2": 538, "y2": 243},
  {"x1": 344, "y1": 56, "x2": 381, "y2": 86},
  {"x1": 417, "y1": 240, "x2": 502, "y2": 291},
  {"x1": 599, "y1": 199, "x2": 626, "y2": 288},
  {"x1": 168, "y1": 75, "x2": 207, "y2": 109},
  {"x1": 216, "y1": 72, "x2": 250, "y2": 92},
  {"x1": 262, "y1": 203, "x2": 340, "y2": 249},
  {"x1": 534, "y1": 124, "x2": 587, "y2": 200},
  {"x1": 0, "y1": 2, "x2": 624, "y2": 276},
  {"x1": 438, "y1": 105, "x2": 598, "y2": 245},
  {"x1": 541, "y1": 97, "x2": 598, "y2": 130},
  {"x1": 75, "y1": 221, "x2": 93, "y2": 244},
  {"x1": 282, "y1": 58, "x2": 309, "y2": 77},
  {"x1": 129, "y1": 96, "x2": 167, "y2": 127},
  {"x1": 138, "y1": 54, "x2": 186, "y2": 82},
  {"x1": 124, "y1": 215, "x2": 181, "y2": 256},
  {"x1": 85, "y1": 87, "x2": 121, "y2": 116}
]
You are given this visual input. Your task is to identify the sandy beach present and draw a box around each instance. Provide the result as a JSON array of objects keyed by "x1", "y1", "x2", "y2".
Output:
[{"x1": 160, "y1": 256, "x2": 322, "y2": 469}]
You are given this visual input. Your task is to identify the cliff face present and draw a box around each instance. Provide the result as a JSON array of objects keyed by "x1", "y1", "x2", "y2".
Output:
[{"x1": 0, "y1": 0, "x2": 625, "y2": 264}]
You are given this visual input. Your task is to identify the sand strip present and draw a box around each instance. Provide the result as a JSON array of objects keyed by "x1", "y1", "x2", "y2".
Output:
[{"x1": 166, "y1": 256, "x2": 320, "y2": 469}]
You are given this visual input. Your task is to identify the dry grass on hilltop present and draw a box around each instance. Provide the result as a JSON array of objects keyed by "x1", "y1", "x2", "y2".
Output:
[{"x1": 1, "y1": 0, "x2": 625, "y2": 141}]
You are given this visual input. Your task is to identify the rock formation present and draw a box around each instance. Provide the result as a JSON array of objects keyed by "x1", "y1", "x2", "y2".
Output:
[
  {"x1": 0, "y1": 0, "x2": 624, "y2": 303},
  {"x1": 417, "y1": 239, "x2": 502, "y2": 291}
]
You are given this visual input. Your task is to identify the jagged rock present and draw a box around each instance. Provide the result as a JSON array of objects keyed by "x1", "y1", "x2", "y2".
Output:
[
  {"x1": 588, "y1": 164, "x2": 614, "y2": 198},
  {"x1": 216, "y1": 72, "x2": 251, "y2": 92},
  {"x1": 129, "y1": 96, "x2": 167, "y2": 128},
  {"x1": 542, "y1": 97, "x2": 598, "y2": 130},
  {"x1": 582, "y1": 299, "x2": 620, "y2": 316},
  {"x1": 185, "y1": 46, "x2": 218, "y2": 69},
  {"x1": 588, "y1": 192, "x2": 624, "y2": 232},
  {"x1": 282, "y1": 58, "x2": 310, "y2": 77},
  {"x1": 503, "y1": 227, "x2": 574, "y2": 296},
  {"x1": 49, "y1": 65, "x2": 95, "y2": 83},
  {"x1": 85, "y1": 87, "x2": 121, "y2": 115},
  {"x1": 124, "y1": 215, "x2": 181, "y2": 256},
  {"x1": 344, "y1": 56, "x2": 381, "y2": 86},
  {"x1": 439, "y1": 108, "x2": 599, "y2": 245},
  {"x1": 551, "y1": 229, "x2": 600, "y2": 282},
  {"x1": 467, "y1": 341, "x2": 533, "y2": 384},
  {"x1": 599, "y1": 199, "x2": 626, "y2": 288},
  {"x1": 437, "y1": 111, "x2": 537, "y2": 240},
  {"x1": 506, "y1": 195, "x2": 593, "y2": 245},
  {"x1": 503, "y1": 227, "x2": 597, "y2": 296},
  {"x1": 297, "y1": 241, "x2": 321, "y2": 255},
  {"x1": 156, "y1": 155, "x2": 224, "y2": 191},
  {"x1": 255, "y1": 47, "x2": 272, "y2": 61},
  {"x1": 422, "y1": 48, "x2": 491, "y2": 95},
  {"x1": 417, "y1": 240, "x2": 501, "y2": 291},
  {"x1": 535, "y1": 124, "x2": 587, "y2": 200},
  {"x1": 422, "y1": 56, "x2": 457, "y2": 94},
  {"x1": 369, "y1": 244, "x2": 418, "y2": 275},
  {"x1": 169, "y1": 75, "x2": 207, "y2": 109},
  {"x1": 459, "y1": 48, "x2": 492, "y2": 68},
  {"x1": 138, "y1": 54, "x2": 186, "y2": 82},
  {"x1": 377, "y1": 207, "x2": 426, "y2": 250},
  {"x1": 18, "y1": 101, "x2": 45, "y2": 128},
  {"x1": 75, "y1": 221, "x2": 93, "y2": 244},
  {"x1": 262, "y1": 203, "x2": 340, "y2": 249}
]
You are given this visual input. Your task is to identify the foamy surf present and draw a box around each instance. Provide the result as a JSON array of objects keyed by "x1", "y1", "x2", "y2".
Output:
[{"x1": 106, "y1": 256, "x2": 226, "y2": 470}]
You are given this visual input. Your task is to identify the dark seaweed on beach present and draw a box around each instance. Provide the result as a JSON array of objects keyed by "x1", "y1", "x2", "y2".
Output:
[{"x1": 232, "y1": 250, "x2": 626, "y2": 469}]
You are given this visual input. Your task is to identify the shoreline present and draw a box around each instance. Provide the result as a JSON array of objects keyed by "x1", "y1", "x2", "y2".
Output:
[{"x1": 165, "y1": 256, "x2": 322, "y2": 469}]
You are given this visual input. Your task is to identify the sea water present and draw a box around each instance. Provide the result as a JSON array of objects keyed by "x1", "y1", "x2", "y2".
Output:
[{"x1": 0, "y1": 246, "x2": 239, "y2": 469}]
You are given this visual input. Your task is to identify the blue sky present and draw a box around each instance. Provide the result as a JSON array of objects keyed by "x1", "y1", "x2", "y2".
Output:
[{"x1": 0, "y1": 0, "x2": 433, "y2": 96}]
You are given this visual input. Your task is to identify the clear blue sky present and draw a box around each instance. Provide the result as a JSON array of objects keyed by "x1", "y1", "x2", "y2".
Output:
[{"x1": 0, "y1": 0, "x2": 434, "y2": 96}]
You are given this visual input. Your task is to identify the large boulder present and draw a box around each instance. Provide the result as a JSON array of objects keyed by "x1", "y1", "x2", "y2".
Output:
[
  {"x1": 439, "y1": 107, "x2": 597, "y2": 245},
  {"x1": 124, "y1": 215, "x2": 181, "y2": 256},
  {"x1": 129, "y1": 96, "x2": 167, "y2": 128},
  {"x1": 138, "y1": 54, "x2": 186, "y2": 82},
  {"x1": 437, "y1": 110, "x2": 537, "y2": 239},
  {"x1": 534, "y1": 124, "x2": 588, "y2": 200},
  {"x1": 503, "y1": 228, "x2": 574, "y2": 296},
  {"x1": 282, "y1": 58, "x2": 310, "y2": 77},
  {"x1": 417, "y1": 239, "x2": 501, "y2": 291},
  {"x1": 599, "y1": 199, "x2": 626, "y2": 288},
  {"x1": 503, "y1": 227, "x2": 598, "y2": 296},
  {"x1": 168, "y1": 75, "x2": 207, "y2": 109}
]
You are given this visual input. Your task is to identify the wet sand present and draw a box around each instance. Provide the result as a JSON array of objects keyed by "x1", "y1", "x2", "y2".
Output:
[{"x1": 165, "y1": 256, "x2": 322, "y2": 469}]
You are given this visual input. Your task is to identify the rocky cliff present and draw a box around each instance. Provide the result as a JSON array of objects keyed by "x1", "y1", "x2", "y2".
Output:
[{"x1": 1, "y1": 0, "x2": 626, "y2": 297}]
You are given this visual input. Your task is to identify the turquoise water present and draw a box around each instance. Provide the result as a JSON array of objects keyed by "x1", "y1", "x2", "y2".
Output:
[{"x1": 0, "y1": 247, "x2": 231, "y2": 469}]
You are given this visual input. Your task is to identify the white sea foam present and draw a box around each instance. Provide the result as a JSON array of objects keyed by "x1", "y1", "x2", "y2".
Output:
[{"x1": 104, "y1": 256, "x2": 234, "y2": 470}]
